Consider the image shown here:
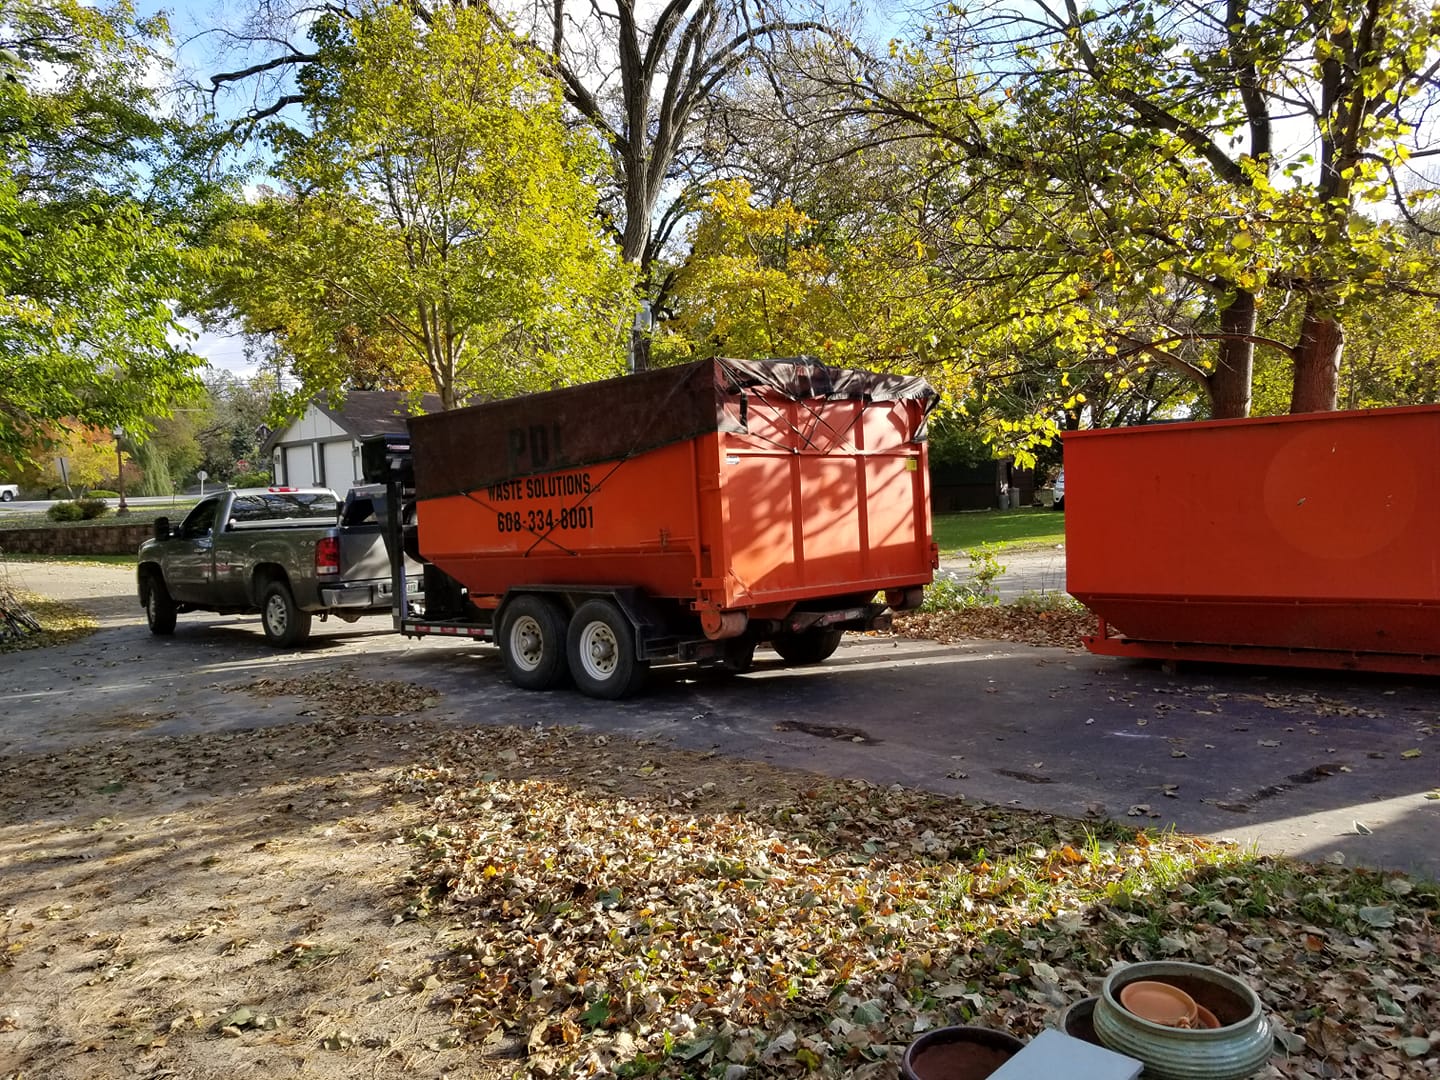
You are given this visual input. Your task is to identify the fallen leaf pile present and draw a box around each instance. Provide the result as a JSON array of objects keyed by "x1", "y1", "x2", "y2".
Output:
[
  {"x1": 229, "y1": 670, "x2": 441, "y2": 718},
  {"x1": 393, "y1": 726, "x2": 1440, "y2": 1079},
  {"x1": 896, "y1": 604, "x2": 1093, "y2": 649},
  {"x1": 0, "y1": 589, "x2": 95, "y2": 652}
]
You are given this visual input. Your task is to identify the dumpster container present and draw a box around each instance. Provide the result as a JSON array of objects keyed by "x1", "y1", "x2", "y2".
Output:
[
  {"x1": 1065, "y1": 405, "x2": 1440, "y2": 675},
  {"x1": 380, "y1": 357, "x2": 938, "y2": 696}
]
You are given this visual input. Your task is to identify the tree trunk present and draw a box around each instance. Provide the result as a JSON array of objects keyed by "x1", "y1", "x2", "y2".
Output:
[
  {"x1": 1209, "y1": 290, "x2": 1255, "y2": 419},
  {"x1": 1290, "y1": 303, "x2": 1343, "y2": 413}
]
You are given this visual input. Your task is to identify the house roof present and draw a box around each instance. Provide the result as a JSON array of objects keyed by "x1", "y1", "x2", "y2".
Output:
[
  {"x1": 265, "y1": 390, "x2": 443, "y2": 453},
  {"x1": 316, "y1": 390, "x2": 443, "y2": 437}
]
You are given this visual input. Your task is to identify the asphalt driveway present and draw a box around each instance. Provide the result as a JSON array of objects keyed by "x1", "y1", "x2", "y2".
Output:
[{"x1": 3, "y1": 561, "x2": 1436, "y2": 878}]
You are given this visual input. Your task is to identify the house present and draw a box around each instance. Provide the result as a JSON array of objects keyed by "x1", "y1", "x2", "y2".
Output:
[{"x1": 263, "y1": 390, "x2": 442, "y2": 491}]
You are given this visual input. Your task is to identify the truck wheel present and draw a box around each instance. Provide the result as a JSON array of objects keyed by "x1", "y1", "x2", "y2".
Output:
[
  {"x1": 0, "y1": 490, "x2": 12, "y2": 502},
  {"x1": 568, "y1": 599, "x2": 648, "y2": 699},
  {"x1": 261, "y1": 580, "x2": 312, "y2": 647},
  {"x1": 144, "y1": 575, "x2": 177, "y2": 636},
  {"x1": 498, "y1": 595, "x2": 570, "y2": 691},
  {"x1": 772, "y1": 628, "x2": 843, "y2": 665}
]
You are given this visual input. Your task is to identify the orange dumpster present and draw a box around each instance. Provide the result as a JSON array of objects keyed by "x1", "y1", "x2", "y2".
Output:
[
  {"x1": 383, "y1": 357, "x2": 937, "y2": 696},
  {"x1": 1066, "y1": 405, "x2": 1440, "y2": 674}
]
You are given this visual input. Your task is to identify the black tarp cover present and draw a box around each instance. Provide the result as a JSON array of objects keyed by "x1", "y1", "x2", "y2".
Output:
[{"x1": 407, "y1": 357, "x2": 938, "y2": 501}]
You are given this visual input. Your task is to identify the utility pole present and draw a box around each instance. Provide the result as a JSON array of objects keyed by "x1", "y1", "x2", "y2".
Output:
[{"x1": 112, "y1": 426, "x2": 129, "y2": 515}]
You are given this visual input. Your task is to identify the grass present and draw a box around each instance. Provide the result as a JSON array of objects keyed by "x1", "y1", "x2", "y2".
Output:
[
  {"x1": 932, "y1": 506, "x2": 1066, "y2": 554},
  {"x1": 0, "y1": 502, "x2": 197, "y2": 530}
]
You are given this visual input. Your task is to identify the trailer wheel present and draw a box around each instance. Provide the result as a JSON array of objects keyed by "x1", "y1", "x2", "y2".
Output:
[
  {"x1": 772, "y1": 628, "x2": 843, "y2": 665},
  {"x1": 261, "y1": 580, "x2": 312, "y2": 647},
  {"x1": 720, "y1": 635, "x2": 757, "y2": 675},
  {"x1": 568, "y1": 599, "x2": 648, "y2": 699},
  {"x1": 498, "y1": 595, "x2": 570, "y2": 691}
]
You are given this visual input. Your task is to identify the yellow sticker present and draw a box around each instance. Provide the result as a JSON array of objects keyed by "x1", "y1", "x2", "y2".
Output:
[{"x1": 906, "y1": 459, "x2": 918, "y2": 471}]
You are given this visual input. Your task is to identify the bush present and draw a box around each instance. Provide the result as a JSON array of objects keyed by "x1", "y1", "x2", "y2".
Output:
[
  {"x1": 231, "y1": 469, "x2": 272, "y2": 488},
  {"x1": 49, "y1": 499, "x2": 110, "y2": 522},
  {"x1": 86, "y1": 489, "x2": 119, "y2": 498}
]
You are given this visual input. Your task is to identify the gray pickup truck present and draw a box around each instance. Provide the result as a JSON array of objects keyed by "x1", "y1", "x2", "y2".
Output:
[{"x1": 137, "y1": 486, "x2": 421, "y2": 646}]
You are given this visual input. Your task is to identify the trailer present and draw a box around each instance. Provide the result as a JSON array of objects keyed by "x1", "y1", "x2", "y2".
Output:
[
  {"x1": 1065, "y1": 404, "x2": 1440, "y2": 675},
  {"x1": 366, "y1": 357, "x2": 939, "y2": 698}
]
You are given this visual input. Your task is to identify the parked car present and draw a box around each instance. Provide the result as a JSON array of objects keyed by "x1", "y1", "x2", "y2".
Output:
[
  {"x1": 0, "y1": 483, "x2": 17, "y2": 502},
  {"x1": 1051, "y1": 469, "x2": 1065, "y2": 511}
]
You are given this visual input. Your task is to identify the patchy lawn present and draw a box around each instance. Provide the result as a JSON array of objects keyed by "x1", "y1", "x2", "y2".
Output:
[{"x1": 0, "y1": 672, "x2": 1434, "y2": 1080}]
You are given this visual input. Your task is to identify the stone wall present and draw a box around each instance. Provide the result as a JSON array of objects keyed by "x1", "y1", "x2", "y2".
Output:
[{"x1": 0, "y1": 523, "x2": 152, "y2": 556}]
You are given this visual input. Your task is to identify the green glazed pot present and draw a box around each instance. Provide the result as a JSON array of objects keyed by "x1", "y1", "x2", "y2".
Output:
[{"x1": 1093, "y1": 961, "x2": 1274, "y2": 1080}]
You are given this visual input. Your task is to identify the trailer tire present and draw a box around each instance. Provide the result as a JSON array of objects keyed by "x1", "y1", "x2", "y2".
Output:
[
  {"x1": 772, "y1": 628, "x2": 843, "y2": 665},
  {"x1": 498, "y1": 595, "x2": 570, "y2": 691},
  {"x1": 144, "y1": 574, "x2": 177, "y2": 636},
  {"x1": 568, "y1": 599, "x2": 648, "y2": 699},
  {"x1": 721, "y1": 635, "x2": 757, "y2": 675},
  {"x1": 261, "y1": 580, "x2": 312, "y2": 647}
]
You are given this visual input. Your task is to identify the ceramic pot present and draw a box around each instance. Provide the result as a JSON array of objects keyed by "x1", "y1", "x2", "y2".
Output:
[
  {"x1": 1093, "y1": 961, "x2": 1274, "y2": 1080},
  {"x1": 900, "y1": 1025, "x2": 1025, "y2": 1080},
  {"x1": 1060, "y1": 995, "x2": 1103, "y2": 1046}
]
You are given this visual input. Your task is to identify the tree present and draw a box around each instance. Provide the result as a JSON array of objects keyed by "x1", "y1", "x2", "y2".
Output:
[
  {"x1": 888, "y1": 0, "x2": 1440, "y2": 418},
  {"x1": 212, "y1": 6, "x2": 634, "y2": 409},
  {"x1": 0, "y1": 0, "x2": 210, "y2": 462}
]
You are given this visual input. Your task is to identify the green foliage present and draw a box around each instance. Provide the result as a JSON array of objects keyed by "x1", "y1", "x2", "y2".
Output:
[
  {"x1": 86, "y1": 490, "x2": 118, "y2": 499},
  {"x1": 0, "y1": 0, "x2": 210, "y2": 463},
  {"x1": 887, "y1": 0, "x2": 1440, "y2": 422},
  {"x1": 232, "y1": 469, "x2": 273, "y2": 488},
  {"x1": 47, "y1": 498, "x2": 109, "y2": 522},
  {"x1": 921, "y1": 546, "x2": 1007, "y2": 611},
  {"x1": 211, "y1": 6, "x2": 636, "y2": 408}
]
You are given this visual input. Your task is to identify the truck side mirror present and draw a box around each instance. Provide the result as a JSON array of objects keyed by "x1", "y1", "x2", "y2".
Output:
[{"x1": 153, "y1": 517, "x2": 170, "y2": 542}]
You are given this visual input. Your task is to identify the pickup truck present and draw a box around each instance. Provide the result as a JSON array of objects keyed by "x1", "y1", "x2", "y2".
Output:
[
  {"x1": 137, "y1": 485, "x2": 422, "y2": 646},
  {"x1": 0, "y1": 483, "x2": 17, "y2": 502}
]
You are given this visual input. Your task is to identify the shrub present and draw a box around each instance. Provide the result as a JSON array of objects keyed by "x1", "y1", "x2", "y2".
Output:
[
  {"x1": 920, "y1": 545, "x2": 1009, "y2": 612},
  {"x1": 231, "y1": 469, "x2": 273, "y2": 488},
  {"x1": 86, "y1": 489, "x2": 119, "y2": 498},
  {"x1": 77, "y1": 498, "x2": 110, "y2": 519},
  {"x1": 47, "y1": 501, "x2": 85, "y2": 522}
]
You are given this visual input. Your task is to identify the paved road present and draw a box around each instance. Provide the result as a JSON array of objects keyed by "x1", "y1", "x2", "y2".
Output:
[
  {"x1": 939, "y1": 545, "x2": 1069, "y2": 601},
  {"x1": 3, "y1": 562, "x2": 1437, "y2": 878}
]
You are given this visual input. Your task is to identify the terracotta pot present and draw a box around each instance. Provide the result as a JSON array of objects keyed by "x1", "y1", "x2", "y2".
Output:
[
  {"x1": 1093, "y1": 962, "x2": 1274, "y2": 1080},
  {"x1": 900, "y1": 1025, "x2": 1025, "y2": 1080}
]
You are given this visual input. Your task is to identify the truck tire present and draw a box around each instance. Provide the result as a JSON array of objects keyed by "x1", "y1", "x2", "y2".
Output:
[
  {"x1": 261, "y1": 580, "x2": 312, "y2": 647},
  {"x1": 567, "y1": 599, "x2": 648, "y2": 699},
  {"x1": 144, "y1": 574, "x2": 177, "y2": 636},
  {"x1": 498, "y1": 595, "x2": 570, "y2": 691},
  {"x1": 772, "y1": 628, "x2": 843, "y2": 665},
  {"x1": 0, "y1": 490, "x2": 12, "y2": 502}
]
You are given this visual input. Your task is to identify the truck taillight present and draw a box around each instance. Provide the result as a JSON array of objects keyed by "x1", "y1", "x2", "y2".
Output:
[{"x1": 315, "y1": 536, "x2": 340, "y2": 576}]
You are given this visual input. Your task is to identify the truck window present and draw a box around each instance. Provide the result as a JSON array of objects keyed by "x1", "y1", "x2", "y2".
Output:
[
  {"x1": 228, "y1": 491, "x2": 340, "y2": 527},
  {"x1": 180, "y1": 498, "x2": 221, "y2": 539}
]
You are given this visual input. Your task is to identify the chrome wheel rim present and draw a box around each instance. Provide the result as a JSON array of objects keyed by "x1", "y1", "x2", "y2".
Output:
[{"x1": 265, "y1": 594, "x2": 287, "y2": 636}]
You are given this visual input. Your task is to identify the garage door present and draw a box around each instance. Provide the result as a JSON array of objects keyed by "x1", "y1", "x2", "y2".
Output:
[
  {"x1": 321, "y1": 440, "x2": 355, "y2": 492},
  {"x1": 284, "y1": 444, "x2": 316, "y2": 487}
]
